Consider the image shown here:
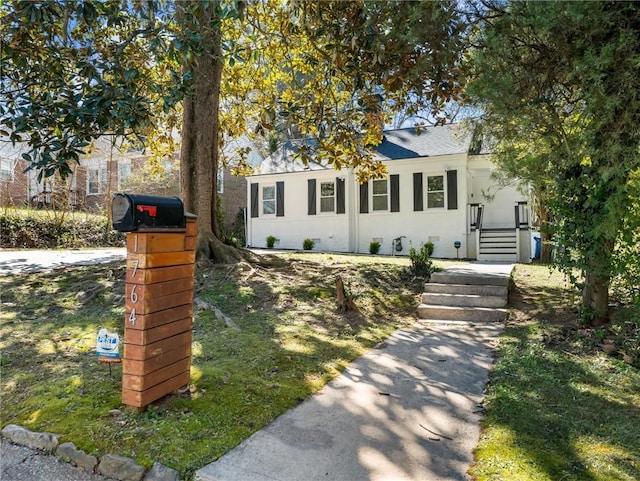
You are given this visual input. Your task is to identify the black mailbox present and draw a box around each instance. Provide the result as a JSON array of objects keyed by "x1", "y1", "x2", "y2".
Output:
[{"x1": 111, "y1": 193, "x2": 185, "y2": 232}]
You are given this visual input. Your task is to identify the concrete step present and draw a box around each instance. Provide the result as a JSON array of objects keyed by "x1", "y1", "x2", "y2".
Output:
[
  {"x1": 421, "y1": 292, "x2": 507, "y2": 308},
  {"x1": 477, "y1": 253, "x2": 518, "y2": 262},
  {"x1": 423, "y1": 282, "x2": 508, "y2": 297},
  {"x1": 416, "y1": 304, "x2": 508, "y2": 322},
  {"x1": 430, "y1": 271, "x2": 511, "y2": 287}
]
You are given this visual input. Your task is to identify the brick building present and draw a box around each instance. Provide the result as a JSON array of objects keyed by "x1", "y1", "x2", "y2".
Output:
[{"x1": 1, "y1": 136, "x2": 262, "y2": 239}]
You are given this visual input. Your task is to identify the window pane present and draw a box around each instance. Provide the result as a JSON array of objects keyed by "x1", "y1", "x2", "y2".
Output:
[
  {"x1": 372, "y1": 179, "x2": 387, "y2": 195},
  {"x1": 320, "y1": 197, "x2": 334, "y2": 212},
  {"x1": 263, "y1": 186, "x2": 275, "y2": 200},
  {"x1": 88, "y1": 169, "x2": 99, "y2": 194},
  {"x1": 263, "y1": 200, "x2": 275, "y2": 215},
  {"x1": 1, "y1": 159, "x2": 12, "y2": 182},
  {"x1": 320, "y1": 182, "x2": 334, "y2": 196},
  {"x1": 262, "y1": 185, "x2": 276, "y2": 214},
  {"x1": 427, "y1": 192, "x2": 445, "y2": 208},
  {"x1": 427, "y1": 176, "x2": 444, "y2": 191},
  {"x1": 320, "y1": 181, "x2": 335, "y2": 212},
  {"x1": 373, "y1": 196, "x2": 388, "y2": 211}
]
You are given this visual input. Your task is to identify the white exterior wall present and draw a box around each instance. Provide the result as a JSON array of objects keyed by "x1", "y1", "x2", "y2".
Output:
[
  {"x1": 247, "y1": 170, "x2": 352, "y2": 252},
  {"x1": 246, "y1": 153, "x2": 529, "y2": 260},
  {"x1": 355, "y1": 155, "x2": 469, "y2": 258}
]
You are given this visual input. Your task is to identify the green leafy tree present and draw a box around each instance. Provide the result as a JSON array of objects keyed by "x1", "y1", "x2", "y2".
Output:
[
  {"x1": 466, "y1": 0, "x2": 640, "y2": 325},
  {"x1": 1, "y1": 0, "x2": 467, "y2": 261}
]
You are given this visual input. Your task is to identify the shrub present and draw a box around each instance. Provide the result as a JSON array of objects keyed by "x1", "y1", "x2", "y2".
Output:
[
  {"x1": 266, "y1": 235, "x2": 277, "y2": 248},
  {"x1": 303, "y1": 238, "x2": 314, "y2": 251},
  {"x1": 0, "y1": 210, "x2": 124, "y2": 249},
  {"x1": 409, "y1": 242, "x2": 435, "y2": 278},
  {"x1": 369, "y1": 241, "x2": 381, "y2": 254}
]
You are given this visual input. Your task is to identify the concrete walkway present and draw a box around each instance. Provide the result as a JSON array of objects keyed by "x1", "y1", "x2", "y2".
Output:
[
  {"x1": 0, "y1": 248, "x2": 126, "y2": 276},
  {"x1": 196, "y1": 262, "x2": 512, "y2": 481}
]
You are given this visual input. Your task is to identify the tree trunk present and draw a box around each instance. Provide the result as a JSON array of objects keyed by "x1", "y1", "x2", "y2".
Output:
[
  {"x1": 582, "y1": 271, "x2": 609, "y2": 327},
  {"x1": 581, "y1": 239, "x2": 614, "y2": 327},
  {"x1": 538, "y1": 204, "x2": 553, "y2": 263},
  {"x1": 178, "y1": 2, "x2": 242, "y2": 263},
  {"x1": 180, "y1": 92, "x2": 196, "y2": 212}
]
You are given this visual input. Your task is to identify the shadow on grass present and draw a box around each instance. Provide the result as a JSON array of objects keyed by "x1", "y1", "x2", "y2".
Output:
[
  {"x1": 473, "y1": 273, "x2": 640, "y2": 481},
  {"x1": 1, "y1": 257, "x2": 422, "y2": 479}
]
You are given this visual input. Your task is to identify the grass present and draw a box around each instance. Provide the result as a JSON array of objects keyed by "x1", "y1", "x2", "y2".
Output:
[
  {"x1": 1, "y1": 256, "x2": 638, "y2": 480},
  {"x1": 0, "y1": 252, "x2": 434, "y2": 479},
  {"x1": 470, "y1": 263, "x2": 640, "y2": 481}
]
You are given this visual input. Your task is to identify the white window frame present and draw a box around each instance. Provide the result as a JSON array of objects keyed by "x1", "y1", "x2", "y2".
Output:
[
  {"x1": 427, "y1": 174, "x2": 445, "y2": 209},
  {"x1": 118, "y1": 162, "x2": 131, "y2": 188},
  {"x1": 1, "y1": 158, "x2": 14, "y2": 182},
  {"x1": 87, "y1": 166, "x2": 107, "y2": 195},
  {"x1": 262, "y1": 184, "x2": 276, "y2": 215},
  {"x1": 320, "y1": 180, "x2": 335, "y2": 213},
  {"x1": 372, "y1": 178, "x2": 388, "y2": 211}
]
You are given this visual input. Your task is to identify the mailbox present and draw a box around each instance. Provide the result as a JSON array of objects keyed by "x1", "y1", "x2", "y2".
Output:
[{"x1": 112, "y1": 193, "x2": 185, "y2": 232}]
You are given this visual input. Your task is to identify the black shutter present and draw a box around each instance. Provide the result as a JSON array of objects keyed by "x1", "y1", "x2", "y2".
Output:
[
  {"x1": 413, "y1": 173, "x2": 423, "y2": 211},
  {"x1": 336, "y1": 177, "x2": 345, "y2": 214},
  {"x1": 390, "y1": 174, "x2": 400, "y2": 212},
  {"x1": 250, "y1": 183, "x2": 259, "y2": 218},
  {"x1": 308, "y1": 179, "x2": 316, "y2": 215},
  {"x1": 359, "y1": 183, "x2": 369, "y2": 214},
  {"x1": 447, "y1": 170, "x2": 458, "y2": 210},
  {"x1": 276, "y1": 181, "x2": 285, "y2": 217}
]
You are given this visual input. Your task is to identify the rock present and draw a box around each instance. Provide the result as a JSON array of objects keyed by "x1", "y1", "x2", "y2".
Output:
[
  {"x1": 1, "y1": 424, "x2": 60, "y2": 452},
  {"x1": 144, "y1": 462, "x2": 180, "y2": 481},
  {"x1": 56, "y1": 441, "x2": 98, "y2": 473},
  {"x1": 98, "y1": 453, "x2": 146, "y2": 481}
]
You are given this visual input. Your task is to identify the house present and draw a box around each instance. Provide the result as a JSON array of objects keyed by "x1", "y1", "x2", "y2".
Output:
[
  {"x1": 0, "y1": 137, "x2": 156, "y2": 212},
  {"x1": 246, "y1": 123, "x2": 534, "y2": 262},
  {"x1": 1, "y1": 135, "x2": 263, "y2": 239}
]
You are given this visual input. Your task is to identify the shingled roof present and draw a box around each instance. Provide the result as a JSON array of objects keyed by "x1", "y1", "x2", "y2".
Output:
[{"x1": 257, "y1": 123, "x2": 477, "y2": 175}]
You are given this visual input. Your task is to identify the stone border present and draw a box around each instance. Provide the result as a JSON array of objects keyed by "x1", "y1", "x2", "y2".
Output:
[{"x1": 1, "y1": 424, "x2": 179, "y2": 481}]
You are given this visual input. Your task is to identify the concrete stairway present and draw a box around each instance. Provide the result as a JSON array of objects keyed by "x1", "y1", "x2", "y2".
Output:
[{"x1": 416, "y1": 268, "x2": 511, "y2": 322}]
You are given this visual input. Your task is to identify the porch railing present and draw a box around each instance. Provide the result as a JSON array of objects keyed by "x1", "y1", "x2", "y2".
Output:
[{"x1": 514, "y1": 201, "x2": 529, "y2": 228}]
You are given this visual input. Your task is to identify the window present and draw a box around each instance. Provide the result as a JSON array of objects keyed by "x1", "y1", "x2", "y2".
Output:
[
  {"x1": 427, "y1": 175, "x2": 445, "y2": 208},
  {"x1": 1, "y1": 158, "x2": 13, "y2": 182},
  {"x1": 118, "y1": 162, "x2": 131, "y2": 186},
  {"x1": 320, "y1": 181, "x2": 335, "y2": 212},
  {"x1": 88, "y1": 167, "x2": 107, "y2": 195},
  {"x1": 372, "y1": 179, "x2": 388, "y2": 211},
  {"x1": 262, "y1": 185, "x2": 275, "y2": 214}
]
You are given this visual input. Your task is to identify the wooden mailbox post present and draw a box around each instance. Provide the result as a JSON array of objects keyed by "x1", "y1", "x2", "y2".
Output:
[{"x1": 112, "y1": 194, "x2": 197, "y2": 409}]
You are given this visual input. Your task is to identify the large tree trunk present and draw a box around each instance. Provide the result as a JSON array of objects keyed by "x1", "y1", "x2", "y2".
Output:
[
  {"x1": 179, "y1": 2, "x2": 243, "y2": 263},
  {"x1": 538, "y1": 204, "x2": 553, "y2": 264},
  {"x1": 582, "y1": 271, "x2": 609, "y2": 327},
  {"x1": 581, "y1": 239, "x2": 614, "y2": 327}
]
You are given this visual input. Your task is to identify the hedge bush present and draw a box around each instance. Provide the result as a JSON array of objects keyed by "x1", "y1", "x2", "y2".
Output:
[{"x1": 1, "y1": 211, "x2": 124, "y2": 249}]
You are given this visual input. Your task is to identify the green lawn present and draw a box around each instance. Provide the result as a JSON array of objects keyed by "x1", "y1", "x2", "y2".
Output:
[
  {"x1": 471, "y1": 264, "x2": 640, "y2": 481},
  {"x1": 1, "y1": 257, "x2": 638, "y2": 480}
]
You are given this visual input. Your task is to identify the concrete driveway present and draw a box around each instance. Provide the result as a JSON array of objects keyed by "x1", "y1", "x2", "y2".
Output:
[{"x1": 0, "y1": 248, "x2": 126, "y2": 276}]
